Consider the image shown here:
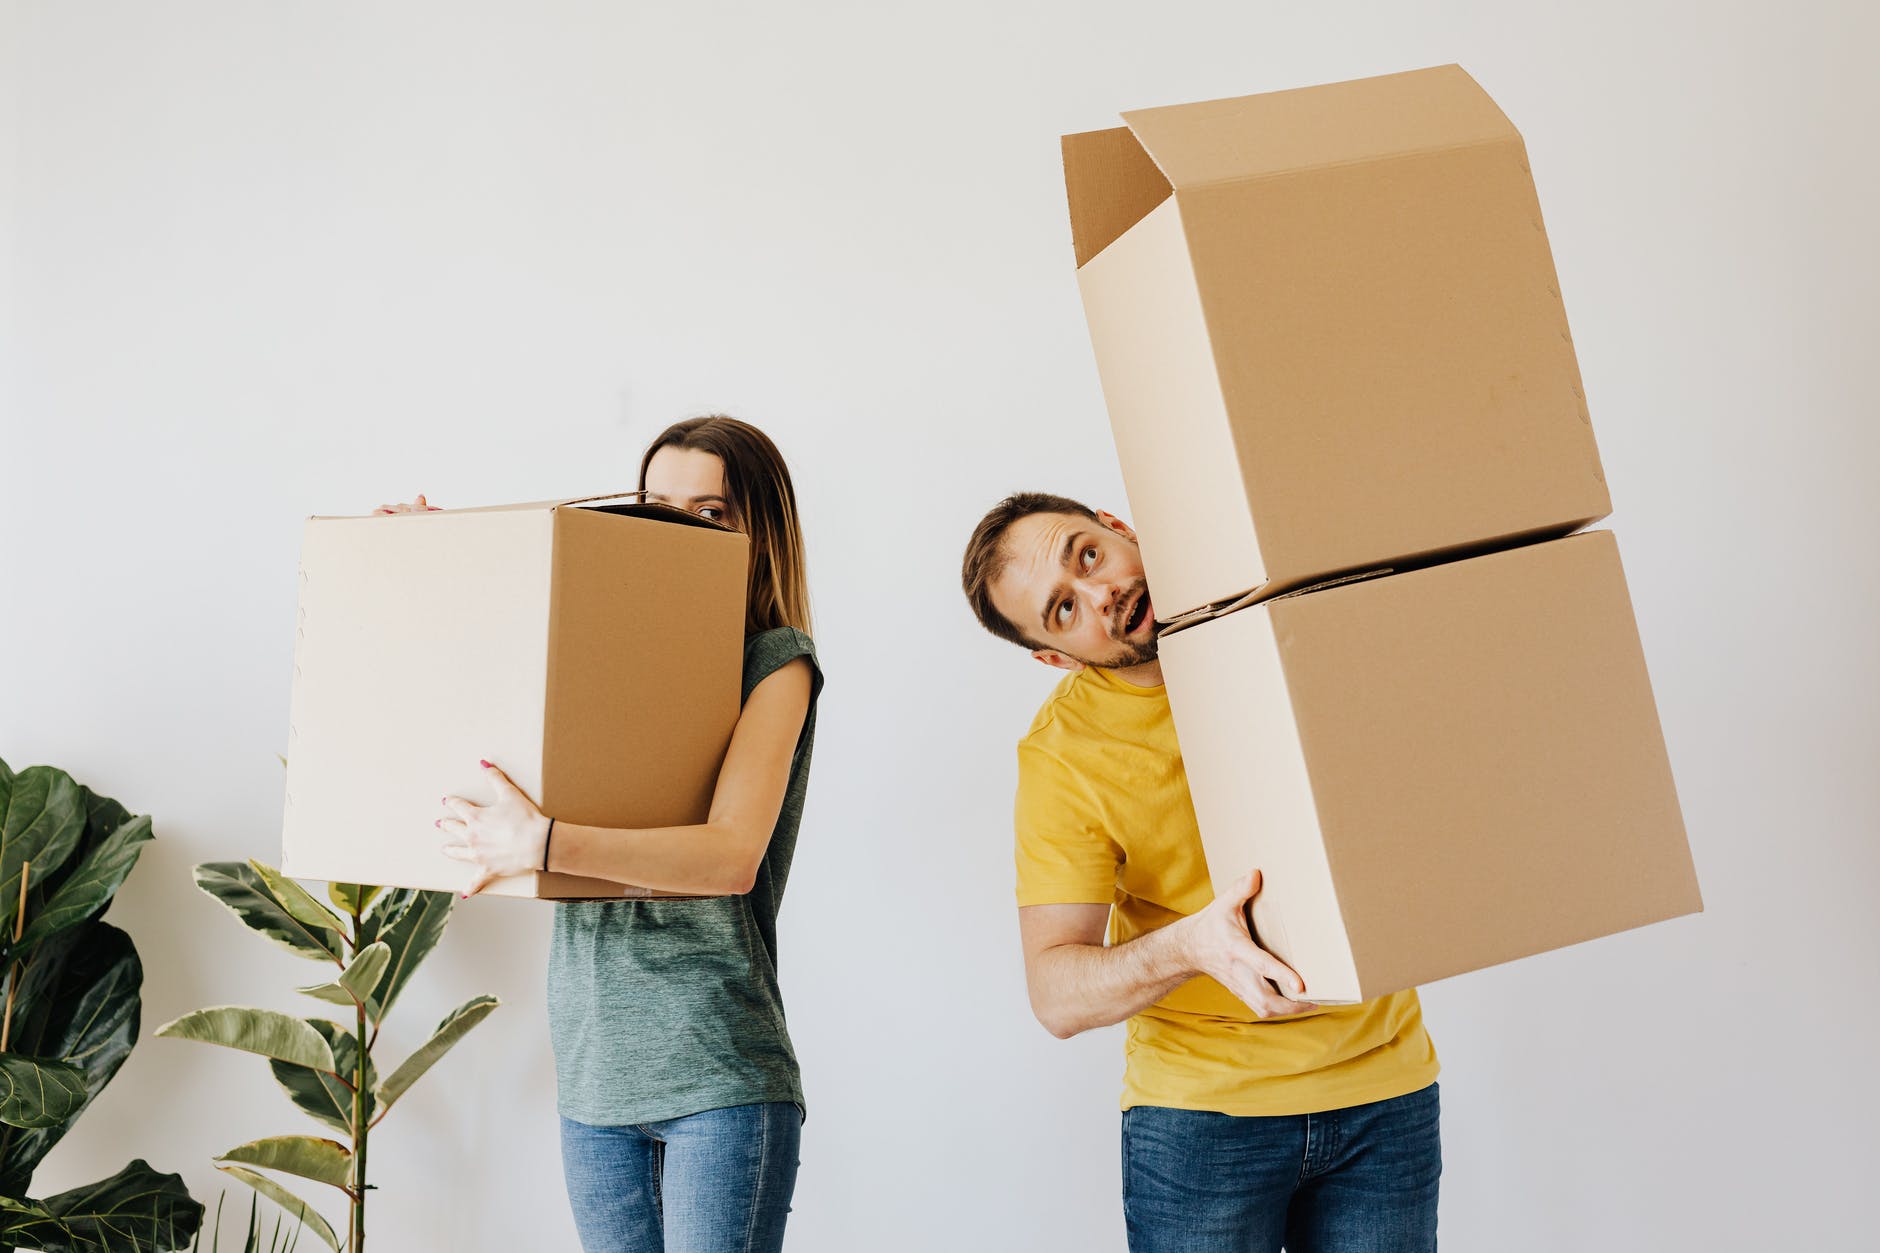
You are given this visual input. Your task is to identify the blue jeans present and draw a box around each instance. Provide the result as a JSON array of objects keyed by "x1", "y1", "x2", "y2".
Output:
[
  {"x1": 559, "y1": 1103, "x2": 801, "y2": 1253},
  {"x1": 1121, "y1": 1083, "x2": 1441, "y2": 1253}
]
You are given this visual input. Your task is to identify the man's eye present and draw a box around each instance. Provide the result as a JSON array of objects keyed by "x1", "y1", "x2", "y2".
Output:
[
  {"x1": 1055, "y1": 600, "x2": 1074, "y2": 624},
  {"x1": 1081, "y1": 545, "x2": 1098, "y2": 570}
]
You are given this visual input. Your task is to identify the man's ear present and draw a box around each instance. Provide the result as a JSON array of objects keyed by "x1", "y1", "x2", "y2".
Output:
[
  {"x1": 1094, "y1": 510, "x2": 1137, "y2": 543},
  {"x1": 1031, "y1": 649, "x2": 1086, "y2": 674}
]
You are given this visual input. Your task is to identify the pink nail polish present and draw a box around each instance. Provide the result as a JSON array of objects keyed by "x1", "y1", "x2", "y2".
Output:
[{"x1": 479, "y1": 759, "x2": 492, "y2": 769}]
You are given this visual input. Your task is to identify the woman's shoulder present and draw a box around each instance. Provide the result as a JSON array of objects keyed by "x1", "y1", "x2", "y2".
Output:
[{"x1": 742, "y1": 626, "x2": 821, "y2": 696}]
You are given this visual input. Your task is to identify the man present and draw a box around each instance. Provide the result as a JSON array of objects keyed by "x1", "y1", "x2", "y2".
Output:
[{"x1": 962, "y1": 492, "x2": 1441, "y2": 1253}]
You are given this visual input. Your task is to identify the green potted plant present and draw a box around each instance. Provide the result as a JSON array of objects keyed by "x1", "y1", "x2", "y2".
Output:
[
  {"x1": 0, "y1": 756, "x2": 203, "y2": 1251},
  {"x1": 157, "y1": 865, "x2": 497, "y2": 1253}
]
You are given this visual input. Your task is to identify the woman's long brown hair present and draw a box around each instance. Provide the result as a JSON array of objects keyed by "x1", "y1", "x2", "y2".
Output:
[{"x1": 639, "y1": 416, "x2": 812, "y2": 637}]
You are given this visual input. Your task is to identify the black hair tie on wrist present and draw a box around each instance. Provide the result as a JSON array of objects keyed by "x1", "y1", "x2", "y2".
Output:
[{"x1": 541, "y1": 817, "x2": 555, "y2": 874}]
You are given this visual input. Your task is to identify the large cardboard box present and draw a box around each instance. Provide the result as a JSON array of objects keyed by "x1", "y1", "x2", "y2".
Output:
[
  {"x1": 282, "y1": 496, "x2": 747, "y2": 899},
  {"x1": 1062, "y1": 64, "x2": 1611, "y2": 620},
  {"x1": 1157, "y1": 530, "x2": 1700, "y2": 1002}
]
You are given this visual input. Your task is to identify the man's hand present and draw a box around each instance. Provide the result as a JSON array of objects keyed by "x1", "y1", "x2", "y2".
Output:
[
  {"x1": 1018, "y1": 865, "x2": 1314, "y2": 1039},
  {"x1": 1174, "y1": 868, "x2": 1316, "y2": 1019}
]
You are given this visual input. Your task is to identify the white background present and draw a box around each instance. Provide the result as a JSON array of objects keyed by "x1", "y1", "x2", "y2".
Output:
[{"x1": 4, "y1": 2, "x2": 1876, "y2": 1250}]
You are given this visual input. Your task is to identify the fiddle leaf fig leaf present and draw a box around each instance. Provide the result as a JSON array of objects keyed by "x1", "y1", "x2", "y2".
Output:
[{"x1": 0, "y1": 1054, "x2": 89, "y2": 1128}]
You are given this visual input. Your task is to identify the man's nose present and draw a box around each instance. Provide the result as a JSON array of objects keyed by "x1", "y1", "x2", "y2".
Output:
[{"x1": 1084, "y1": 580, "x2": 1120, "y2": 619}]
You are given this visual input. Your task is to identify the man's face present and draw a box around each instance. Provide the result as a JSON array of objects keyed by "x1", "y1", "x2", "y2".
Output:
[{"x1": 987, "y1": 510, "x2": 1158, "y2": 671}]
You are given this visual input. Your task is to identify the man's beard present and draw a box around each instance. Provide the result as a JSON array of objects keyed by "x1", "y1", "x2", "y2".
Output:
[{"x1": 1069, "y1": 578, "x2": 1158, "y2": 668}]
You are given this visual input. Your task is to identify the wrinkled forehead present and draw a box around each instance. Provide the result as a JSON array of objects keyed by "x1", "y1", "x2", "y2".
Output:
[{"x1": 988, "y1": 512, "x2": 1079, "y2": 625}]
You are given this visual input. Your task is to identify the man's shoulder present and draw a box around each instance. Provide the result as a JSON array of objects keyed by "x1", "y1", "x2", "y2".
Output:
[{"x1": 1019, "y1": 669, "x2": 1094, "y2": 746}]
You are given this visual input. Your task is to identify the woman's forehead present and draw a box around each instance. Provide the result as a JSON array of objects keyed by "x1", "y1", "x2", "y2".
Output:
[{"x1": 645, "y1": 445, "x2": 727, "y2": 495}]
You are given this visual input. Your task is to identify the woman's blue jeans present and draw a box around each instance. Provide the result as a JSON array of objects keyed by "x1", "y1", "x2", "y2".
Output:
[
  {"x1": 1121, "y1": 1083, "x2": 1442, "y2": 1253},
  {"x1": 559, "y1": 1103, "x2": 801, "y2": 1253}
]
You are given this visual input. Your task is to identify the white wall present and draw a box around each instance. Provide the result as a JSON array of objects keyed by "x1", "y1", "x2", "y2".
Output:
[{"x1": 3, "y1": 2, "x2": 1875, "y2": 1249}]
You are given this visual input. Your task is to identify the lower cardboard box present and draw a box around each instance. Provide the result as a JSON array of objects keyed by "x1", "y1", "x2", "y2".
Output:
[{"x1": 1158, "y1": 529, "x2": 1701, "y2": 1002}]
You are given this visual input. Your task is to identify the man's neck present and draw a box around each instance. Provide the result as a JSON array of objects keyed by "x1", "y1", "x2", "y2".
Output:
[{"x1": 1106, "y1": 659, "x2": 1163, "y2": 688}]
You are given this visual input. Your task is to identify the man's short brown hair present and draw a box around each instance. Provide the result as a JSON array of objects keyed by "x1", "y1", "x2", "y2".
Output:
[{"x1": 961, "y1": 492, "x2": 1098, "y2": 649}]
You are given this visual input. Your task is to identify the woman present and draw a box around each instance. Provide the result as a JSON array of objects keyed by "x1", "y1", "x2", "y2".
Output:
[{"x1": 415, "y1": 416, "x2": 820, "y2": 1252}]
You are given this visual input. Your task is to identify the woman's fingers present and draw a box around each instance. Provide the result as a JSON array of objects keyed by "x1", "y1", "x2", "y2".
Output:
[
  {"x1": 479, "y1": 759, "x2": 524, "y2": 800},
  {"x1": 372, "y1": 497, "x2": 439, "y2": 516},
  {"x1": 464, "y1": 870, "x2": 498, "y2": 898},
  {"x1": 440, "y1": 841, "x2": 477, "y2": 863}
]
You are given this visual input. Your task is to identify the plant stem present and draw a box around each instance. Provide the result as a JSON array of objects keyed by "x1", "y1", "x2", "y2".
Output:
[
  {"x1": 1, "y1": 862, "x2": 31, "y2": 1052},
  {"x1": 350, "y1": 903, "x2": 368, "y2": 1253}
]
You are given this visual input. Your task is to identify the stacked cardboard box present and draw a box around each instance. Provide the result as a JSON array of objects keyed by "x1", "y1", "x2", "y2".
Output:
[
  {"x1": 1063, "y1": 64, "x2": 1701, "y2": 1002},
  {"x1": 281, "y1": 497, "x2": 748, "y2": 900}
]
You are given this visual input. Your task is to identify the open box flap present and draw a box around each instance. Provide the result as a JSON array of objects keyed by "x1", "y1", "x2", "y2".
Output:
[{"x1": 1064, "y1": 64, "x2": 1517, "y2": 270}]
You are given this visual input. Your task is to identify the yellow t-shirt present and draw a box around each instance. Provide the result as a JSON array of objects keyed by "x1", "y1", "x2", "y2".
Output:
[{"x1": 1014, "y1": 664, "x2": 1439, "y2": 1116}]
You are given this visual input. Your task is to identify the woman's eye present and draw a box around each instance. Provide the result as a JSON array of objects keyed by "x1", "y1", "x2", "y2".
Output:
[{"x1": 698, "y1": 507, "x2": 723, "y2": 521}]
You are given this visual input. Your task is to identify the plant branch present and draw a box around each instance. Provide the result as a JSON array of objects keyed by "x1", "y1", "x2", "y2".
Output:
[{"x1": 1, "y1": 862, "x2": 31, "y2": 1052}]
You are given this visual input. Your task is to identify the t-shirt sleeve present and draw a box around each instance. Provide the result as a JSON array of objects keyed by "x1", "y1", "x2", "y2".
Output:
[
  {"x1": 1013, "y1": 737, "x2": 1122, "y2": 907},
  {"x1": 742, "y1": 627, "x2": 824, "y2": 705}
]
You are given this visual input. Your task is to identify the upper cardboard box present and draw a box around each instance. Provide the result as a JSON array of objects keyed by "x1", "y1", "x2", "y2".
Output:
[
  {"x1": 1063, "y1": 64, "x2": 1612, "y2": 620},
  {"x1": 282, "y1": 495, "x2": 748, "y2": 899}
]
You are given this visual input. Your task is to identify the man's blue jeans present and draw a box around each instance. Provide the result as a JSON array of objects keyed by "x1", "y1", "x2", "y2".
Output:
[
  {"x1": 559, "y1": 1103, "x2": 801, "y2": 1253},
  {"x1": 1121, "y1": 1083, "x2": 1441, "y2": 1253}
]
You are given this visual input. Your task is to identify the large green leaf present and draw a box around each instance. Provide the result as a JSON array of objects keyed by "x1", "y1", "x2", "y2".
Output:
[
  {"x1": 194, "y1": 863, "x2": 344, "y2": 963},
  {"x1": 326, "y1": 883, "x2": 379, "y2": 917},
  {"x1": 0, "y1": 1157, "x2": 202, "y2": 1251},
  {"x1": 249, "y1": 863, "x2": 347, "y2": 942},
  {"x1": 24, "y1": 780, "x2": 136, "y2": 928},
  {"x1": 0, "y1": 767, "x2": 86, "y2": 940},
  {"x1": 0, "y1": 921, "x2": 141, "y2": 1189},
  {"x1": 356, "y1": 886, "x2": 412, "y2": 938},
  {"x1": 294, "y1": 942, "x2": 390, "y2": 1010},
  {"x1": 216, "y1": 1165, "x2": 338, "y2": 1253},
  {"x1": 215, "y1": 1135, "x2": 352, "y2": 1190},
  {"x1": 17, "y1": 815, "x2": 153, "y2": 950},
  {"x1": 269, "y1": 1021, "x2": 374, "y2": 1137},
  {"x1": 376, "y1": 994, "x2": 499, "y2": 1110},
  {"x1": 154, "y1": 1008, "x2": 336, "y2": 1071},
  {"x1": 357, "y1": 889, "x2": 453, "y2": 1020},
  {"x1": 0, "y1": 1053, "x2": 88, "y2": 1128}
]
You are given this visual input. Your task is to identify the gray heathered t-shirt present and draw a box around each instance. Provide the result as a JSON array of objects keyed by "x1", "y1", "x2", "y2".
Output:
[{"x1": 547, "y1": 627, "x2": 821, "y2": 1126}]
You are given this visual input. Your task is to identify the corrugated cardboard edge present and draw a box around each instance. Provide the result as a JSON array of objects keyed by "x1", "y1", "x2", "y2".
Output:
[{"x1": 1160, "y1": 607, "x2": 1364, "y2": 1003}]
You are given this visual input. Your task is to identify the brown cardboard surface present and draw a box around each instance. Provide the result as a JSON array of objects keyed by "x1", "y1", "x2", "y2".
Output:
[
  {"x1": 282, "y1": 498, "x2": 747, "y2": 900},
  {"x1": 1066, "y1": 64, "x2": 1611, "y2": 618},
  {"x1": 1158, "y1": 531, "x2": 1700, "y2": 1001}
]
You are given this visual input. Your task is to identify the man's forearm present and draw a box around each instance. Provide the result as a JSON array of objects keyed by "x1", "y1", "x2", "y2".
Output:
[{"x1": 1028, "y1": 918, "x2": 1198, "y2": 1039}]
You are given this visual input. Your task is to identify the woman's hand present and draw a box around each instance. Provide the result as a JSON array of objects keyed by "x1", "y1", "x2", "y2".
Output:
[
  {"x1": 374, "y1": 494, "x2": 441, "y2": 515},
  {"x1": 439, "y1": 761, "x2": 552, "y2": 897}
]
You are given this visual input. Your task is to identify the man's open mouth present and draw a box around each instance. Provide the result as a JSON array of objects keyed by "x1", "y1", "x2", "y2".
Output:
[{"x1": 1123, "y1": 591, "x2": 1151, "y2": 636}]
